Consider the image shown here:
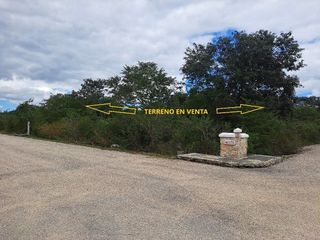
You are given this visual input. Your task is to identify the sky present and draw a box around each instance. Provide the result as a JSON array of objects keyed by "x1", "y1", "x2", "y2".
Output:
[{"x1": 0, "y1": 0, "x2": 319, "y2": 111}]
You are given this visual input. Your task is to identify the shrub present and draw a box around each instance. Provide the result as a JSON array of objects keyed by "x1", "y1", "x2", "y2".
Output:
[
  {"x1": 77, "y1": 117, "x2": 95, "y2": 142},
  {"x1": 292, "y1": 107, "x2": 320, "y2": 121},
  {"x1": 92, "y1": 119, "x2": 112, "y2": 147},
  {"x1": 240, "y1": 112, "x2": 302, "y2": 155},
  {"x1": 173, "y1": 117, "x2": 218, "y2": 154},
  {"x1": 295, "y1": 121, "x2": 320, "y2": 145},
  {"x1": 37, "y1": 120, "x2": 69, "y2": 140},
  {"x1": 2, "y1": 100, "x2": 320, "y2": 157}
]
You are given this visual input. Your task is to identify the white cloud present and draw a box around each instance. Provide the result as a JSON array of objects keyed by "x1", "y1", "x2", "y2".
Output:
[
  {"x1": 0, "y1": 75, "x2": 78, "y2": 104},
  {"x1": 0, "y1": 0, "x2": 319, "y2": 105},
  {"x1": 296, "y1": 41, "x2": 320, "y2": 96}
]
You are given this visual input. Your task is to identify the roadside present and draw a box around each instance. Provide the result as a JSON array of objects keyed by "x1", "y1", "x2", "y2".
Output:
[{"x1": 0, "y1": 134, "x2": 319, "y2": 239}]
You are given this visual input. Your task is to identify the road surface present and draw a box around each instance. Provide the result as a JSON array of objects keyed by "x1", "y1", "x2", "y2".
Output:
[{"x1": 0, "y1": 134, "x2": 319, "y2": 239}]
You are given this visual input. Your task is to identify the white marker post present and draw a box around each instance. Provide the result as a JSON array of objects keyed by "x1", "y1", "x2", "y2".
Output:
[{"x1": 27, "y1": 121, "x2": 30, "y2": 135}]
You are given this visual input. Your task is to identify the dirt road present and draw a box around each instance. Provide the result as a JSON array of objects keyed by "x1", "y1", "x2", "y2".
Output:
[{"x1": 0, "y1": 134, "x2": 319, "y2": 239}]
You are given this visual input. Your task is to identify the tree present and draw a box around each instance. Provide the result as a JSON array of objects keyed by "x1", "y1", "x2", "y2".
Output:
[
  {"x1": 106, "y1": 62, "x2": 176, "y2": 107},
  {"x1": 181, "y1": 30, "x2": 305, "y2": 115},
  {"x1": 72, "y1": 78, "x2": 107, "y2": 101},
  {"x1": 15, "y1": 99, "x2": 36, "y2": 114},
  {"x1": 41, "y1": 94, "x2": 82, "y2": 122}
]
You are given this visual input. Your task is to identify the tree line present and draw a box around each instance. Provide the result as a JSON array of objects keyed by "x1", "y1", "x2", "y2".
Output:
[{"x1": 1, "y1": 30, "x2": 320, "y2": 155}]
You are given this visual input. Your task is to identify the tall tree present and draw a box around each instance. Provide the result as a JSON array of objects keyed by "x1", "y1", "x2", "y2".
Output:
[
  {"x1": 106, "y1": 62, "x2": 176, "y2": 107},
  {"x1": 181, "y1": 30, "x2": 305, "y2": 115},
  {"x1": 73, "y1": 78, "x2": 107, "y2": 101}
]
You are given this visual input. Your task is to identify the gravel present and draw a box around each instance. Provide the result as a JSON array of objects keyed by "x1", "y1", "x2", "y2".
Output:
[{"x1": 0, "y1": 134, "x2": 319, "y2": 240}]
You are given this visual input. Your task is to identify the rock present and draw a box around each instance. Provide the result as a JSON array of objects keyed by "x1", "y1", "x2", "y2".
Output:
[{"x1": 110, "y1": 144, "x2": 120, "y2": 148}]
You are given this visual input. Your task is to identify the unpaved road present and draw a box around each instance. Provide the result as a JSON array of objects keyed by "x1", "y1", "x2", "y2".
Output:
[{"x1": 0, "y1": 134, "x2": 319, "y2": 240}]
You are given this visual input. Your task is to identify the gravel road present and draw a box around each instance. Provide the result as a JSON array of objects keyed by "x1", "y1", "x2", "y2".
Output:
[{"x1": 0, "y1": 134, "x2": 319, "y2": 240}]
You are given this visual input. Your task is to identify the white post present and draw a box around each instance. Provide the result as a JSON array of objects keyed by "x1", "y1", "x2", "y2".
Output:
[{"x1": 27, "y1": 121, "x2": 30, "y2": 135}]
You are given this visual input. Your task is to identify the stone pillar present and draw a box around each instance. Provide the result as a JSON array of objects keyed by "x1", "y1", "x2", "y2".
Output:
[{"x1": 218, "y1": 128, "x2": 249, "y2": 160}]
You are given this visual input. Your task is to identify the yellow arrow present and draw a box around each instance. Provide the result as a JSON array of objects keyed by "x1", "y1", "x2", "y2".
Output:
[
  {"x1": 85, "y1": 103, "x2": 137, "y2": 115},
  {"x1": 216, "y1": 104, "x2": 264, "y2": 115}
]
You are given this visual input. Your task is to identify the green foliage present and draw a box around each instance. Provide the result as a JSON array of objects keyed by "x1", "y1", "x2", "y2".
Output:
[
  {"x1": 239, "y1": 112, "x2": 302, "y2": 155},
  {"x1": 296, "y1": 122, "x2": 320, "y2": 145},
  {"x1": 1, "y1": 95, "x2": 319, "y2": 156},
  {"x1": 106, "y1": 62, "x2": 177, "y2": 107},
  {"x1": 181, "y1": 30, "x2": 304, "y2": 116},
  {"x1": 173, "y1": 117, "x2": 218, "y2": 154},
  {"x1": 292, "y1": 106, "x2": 320, "y2": 121},
  {"x1": 37, "y1": 120, "x2": 69, "y2": 140},
  {"x1": 72, "y1": 78, "x2": 107, "y2": 101}
]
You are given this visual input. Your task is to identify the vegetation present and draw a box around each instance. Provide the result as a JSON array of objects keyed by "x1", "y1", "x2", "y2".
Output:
[
  {"x1": 106, "y1": 62, "x2": 178, "y2": 107},
  {"x1": 181, "y1": 30, "x2": 304, "y2": 117},
  {"x1": 1, "y1": 30, "x2": 319, "y2": 156}
]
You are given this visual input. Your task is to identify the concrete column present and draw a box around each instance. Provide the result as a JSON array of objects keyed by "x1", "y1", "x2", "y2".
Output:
[{"x1": 218, "y1": 128, "x2": 249, "y2": 160}]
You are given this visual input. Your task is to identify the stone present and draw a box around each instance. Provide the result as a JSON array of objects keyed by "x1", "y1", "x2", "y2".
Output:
[
  {"x1": 177, "y1": 153, "x2": 283, "y2": 168},
  {"x1": 111, "y1": 144, "x2": 120, "y2": 148}
]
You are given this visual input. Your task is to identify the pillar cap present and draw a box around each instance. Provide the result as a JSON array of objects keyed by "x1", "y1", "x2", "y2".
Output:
[
  {"x1": 219, "y1": 132, "x2": 249, "y2": 138},
  {"x1": 233, "y1": 128, "x2": 242, "y2": 133}
]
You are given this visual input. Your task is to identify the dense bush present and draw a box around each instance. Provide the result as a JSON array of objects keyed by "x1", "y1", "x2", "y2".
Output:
[
  {"x1": 173, "y1": 117, "x2": 218, "y2": 154},
  {"x1": 85, "y1": 115, "x2": 219, "y2": 155},
  {"x1": 37, "y1": 120, "x2": 69, "y2": 140},
  {"x1": 237, "y1": 112, "x2": 301, "y2": 155},
  {"x1": 1, "y1": 97, "x2": 319, "y2": 156},
  {"x1": 1, "y1": 106, "x2": 319, "y2": 156}
]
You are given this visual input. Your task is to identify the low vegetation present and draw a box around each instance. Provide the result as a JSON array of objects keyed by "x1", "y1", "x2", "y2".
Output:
[{"x1": 1, "y1": 30, "x2": 320, "y2": 156}]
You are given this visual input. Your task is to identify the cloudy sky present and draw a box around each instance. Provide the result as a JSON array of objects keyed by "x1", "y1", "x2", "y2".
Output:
[{"x1": 0, "y1": 0, "x2": 319, "y2": 110}]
